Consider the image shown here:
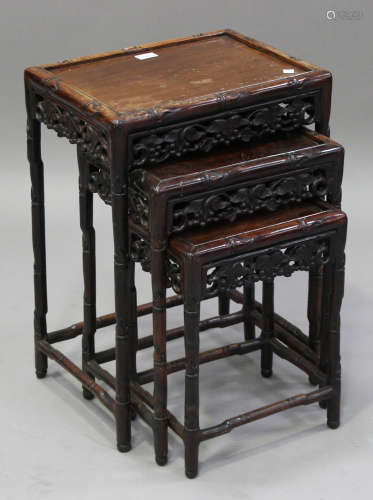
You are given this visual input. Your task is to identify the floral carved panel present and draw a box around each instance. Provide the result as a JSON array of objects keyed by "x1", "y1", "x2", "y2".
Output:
[
  {"x1": 131, "y1": 97, "x2": 315, "y2": 168},
  {"x1": 35, "y1": 97, "x2": 109, "y2": 167},
  {"x1": 171, "y1": 170, "x2": 327, "y2": 233},
  {"x1": 203, "y1": 238, "x2": 330, "y2": 298}
]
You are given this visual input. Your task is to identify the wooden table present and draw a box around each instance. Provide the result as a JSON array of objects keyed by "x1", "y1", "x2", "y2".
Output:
[{"x1": 25, "y1": 29, "x2": 332, "y2": 453}]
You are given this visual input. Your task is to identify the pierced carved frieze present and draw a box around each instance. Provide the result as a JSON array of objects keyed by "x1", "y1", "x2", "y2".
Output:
[
  {"x1": 128, "y1": 188, "x2": 150, "y2": 229},
  {"x1": 131, "y1": 98, "x2": 315, "y2": 168},
  {"x1": 88, "y1": 165, "x2": 111, "y2": 204},
  {"x1": 203, "y1": 238, "x2": 329, "y2": 297},
  {"x1": 130, "y1": 234, "x2": 151, "y2": 272},
  {"x1": 86, "y1": 170, "x2": 151, "y2": 209},
  {"x1": 171, "y1": 170, "x2": 328, "y2": 233},
  {"x1": 166, "y1": 258, "x2": 182, "y2": 295},
  {"x1": 34, "y1": 97, "x2": 109, "y2": 166},
  {"x1": 129, "y1": 233, "x2": 182, "y2": 294}
]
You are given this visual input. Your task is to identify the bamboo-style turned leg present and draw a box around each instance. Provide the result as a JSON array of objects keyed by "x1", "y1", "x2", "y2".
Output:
[
  {"x1": 327, "y1": 240, "x2": 345, "y2": 429},
  {"x1": 218, "y1": 291, "x2": 230, "y2": 316},
  {"x1": 319, "y1": 262, "x2": 331, "y2": 409},
  {"x1": 310, "y1": 116, "x2": 330, "y2": 386},
  {"x1": 129, "y1": 261, "x2": 138, "y2": 381},
  {"x1": 111, "y1": 136, "x2": 131, "y2": 453},
  {"x1": 27, "y1": 115, "x2": 48, "y2": 379},
  {"x1": 243, "y1": 283, "x2": 256, "y2": 340},
  {"x1": 261, "y1": 279, "x2": 274, "y2": 378},
  {"x1": 78, "y1": 148, "x2": 96, "y2": 400},
  {"x1": 128, "y1": 260, "x2": 138, "y2": 421},
  {"x1": 183, "y1": 262, "x2": 201, "y2": 479},
  {"x1": 151, "y1": 242, "x2": 168, "y2": 466},
  {"x1": 307, "y1": 265, "x2": 323, "y2": 385}
]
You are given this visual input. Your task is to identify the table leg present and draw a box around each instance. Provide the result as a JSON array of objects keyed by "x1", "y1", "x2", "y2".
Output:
[
  {"x1": 78, "y1": 148, "x2": 96, "y2": 400},
  {"x1": 129, "y1": 260, "x2": 138, "y2": 381},
  {"x1": 243, "y1": 283, "x2": 256, "y2": 340},
  {"x1": 149, "y1": 195, "x2": 169, "y2": 464},
  {"x1": 327, "y1": 232, "x2": 346, "y2": 429},
  {"x1": 183, "y1": 260, "x2": 201, "y2": 479},
  {"x1": 151, "y1": 242, "x2": 168, "y2": 465},
  {"x1": 111, "y1": 136, "x2": 131, "y2": 452},
  {"x1": 261, "y1": 279, "x2": 274, "y2": 378},
  {"x1": 319, "y1": 260, "x2": 332, "y2": 409},
  {"x1": 218, "y1": 291, "x2": 230, "y2": 316},
  {"x1": 307, "y1": 266, "x2": 323, "y2": 385},
  {"x1": 307, "y1": 117, "x2": 330, "y2": 385},
  {"x1": 27, "y1": 114, "x2": 48, "y2": 379}
]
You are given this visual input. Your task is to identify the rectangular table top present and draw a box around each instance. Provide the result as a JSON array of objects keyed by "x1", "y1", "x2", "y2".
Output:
[
  {"x1": 137, "y1": 130, "x2": 338, "y2": 184},
  {"x1": 169, "y1": 200, "x2": 345, "y2": 259},
  {"x1": 25, "y1": 30, "x2": 329, "y2": 128},
  {"x1": 50, "y1": 34, "x2": 308, "y2": 113}
]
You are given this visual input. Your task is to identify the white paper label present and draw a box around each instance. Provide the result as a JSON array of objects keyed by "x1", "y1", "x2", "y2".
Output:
[
  {"x1": 135, "y1": 52, "x2": 158, "y2": 60},
  {"x1": 282, "y1": 68, "x2": 295, "y2": 74}
]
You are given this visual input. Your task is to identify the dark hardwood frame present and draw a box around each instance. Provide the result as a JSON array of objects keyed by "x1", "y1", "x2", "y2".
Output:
[
  {"x1": 25, "y1": 29, "x2": 334, "y2": 457},
  {"x1": 125, "y1": 130, "x2": 343, "y2": 452},
  {"x1": 160, "y1": 204, "x2": 346, "y2": 477},
  {"x1": 116, "y1": 204, "x2": 347, "y2": 477}
]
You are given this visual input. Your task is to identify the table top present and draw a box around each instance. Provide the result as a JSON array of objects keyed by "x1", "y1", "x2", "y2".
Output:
[
  {"x1": 169, "y1": 200, "x2": 345, "y2": 260},
  {"x1": 25, "y1": 30, "x2": 329, "y2": 128},
  {"x1": 136, "y1": 130, "x2": 341, "y2": 188}
]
